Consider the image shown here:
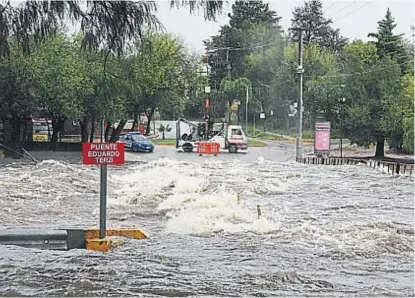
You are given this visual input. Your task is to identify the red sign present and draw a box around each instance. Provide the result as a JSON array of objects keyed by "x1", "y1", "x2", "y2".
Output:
[
  {"x1": 314, "y1": 122, "x2": 331, "y2": 154},
  {"x1": 315, "y1": 130, "x2": 330, "y2": 151},
  {"x1": 82, "y1": 142, "x2": 125, "y2": 165}
]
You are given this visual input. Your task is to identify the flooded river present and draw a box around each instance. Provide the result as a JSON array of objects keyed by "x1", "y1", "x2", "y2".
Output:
[{"x1": 0, "y1": 148, "x2": 413, "y2": 297}]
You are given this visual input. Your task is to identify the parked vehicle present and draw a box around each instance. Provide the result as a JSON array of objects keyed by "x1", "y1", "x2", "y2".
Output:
[
  {"x1": 120, "y1": 132, "x2": 141, "y2": 138},
  {"x1": 175, "y1": 118, "x2": 248, "y2": 153},
  {"x1": 118, "y1": 133, "x2": 154, "y2": 153}
]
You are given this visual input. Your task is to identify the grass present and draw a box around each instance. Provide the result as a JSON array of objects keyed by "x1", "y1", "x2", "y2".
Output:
[
  {"x1": 152, "y1": 138, "x2": 267, "y2": 147},
  {"x1": 248, "y1": 139, "x2": 267, "y2": 147},
  {"x1": 254, "y1": 132, "x2": 315, "y2": 143},
  {"x1": 152, "y1": 138, "x2": 176, "y2": 146}
]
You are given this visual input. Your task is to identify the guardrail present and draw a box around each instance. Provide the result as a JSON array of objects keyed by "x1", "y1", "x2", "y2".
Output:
[
  {"x1": 0, "y1": 229, "x2": 68, "y2": 250},
  {"x1": 0, "y1": 227, "x2": 148, "y2": 252},
  {"x1": 296, "y1": 156, "x2": 414, "y2": 176}
]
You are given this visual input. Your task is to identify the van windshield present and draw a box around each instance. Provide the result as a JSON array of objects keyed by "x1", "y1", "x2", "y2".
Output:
[{"x1": 231, "y1": 129, "x2": 243, "y2": 136}]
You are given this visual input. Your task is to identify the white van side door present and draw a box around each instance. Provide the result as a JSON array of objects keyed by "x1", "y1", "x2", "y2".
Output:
[{"x1": 210, "y1": 130, "x2": 226, "y2": 148}]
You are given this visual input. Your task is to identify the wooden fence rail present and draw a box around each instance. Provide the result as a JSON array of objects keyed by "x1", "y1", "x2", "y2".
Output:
[{"x1": 296, "y1": 157, "x2": 414, "y2": 176}]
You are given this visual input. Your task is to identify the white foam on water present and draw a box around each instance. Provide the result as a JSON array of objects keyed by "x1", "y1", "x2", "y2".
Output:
[
  {"x1": 109, "y1": 158, "x2": 207, "y2": 206},
  {"x1": 106, "y1": 157, "x2": 296, "y2": 236},
  {"x1": 0, "y1": 159, "x2": 102, "y2": 226},
  {"x1": 161, "y1": 191, "x2": 280, "y2": 236},
  {"x1": 268, "y1": 219, "x2": 414, "y2": 257}
]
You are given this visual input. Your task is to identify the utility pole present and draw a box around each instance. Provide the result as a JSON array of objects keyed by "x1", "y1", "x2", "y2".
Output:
[
  {"x1": 205, "y1": 60, "x2": 210, "y2": 141},
  {"x1": 340, "y1": 108, "x2": 343, "y2": 158},
  {"x1": 296, "y1": 29, "x2": 304, "y2": 161},
  {"x1": 339, "y1": 85, "x2": 346, "y2": 158},
  {"x1": 99, "y1": 118, "x2": 107, "y2": 239},
  {"x1": 226, "y1": 48, "x2": 231, "y2": 80}
]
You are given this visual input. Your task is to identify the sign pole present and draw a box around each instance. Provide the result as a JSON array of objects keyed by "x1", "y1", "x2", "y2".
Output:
[
  {"x1": 82, "y1": 126, "x2": 124, "y2": 241},
  {"x1": 99, "y1": 118, "x2": 107, "y2": 239}
]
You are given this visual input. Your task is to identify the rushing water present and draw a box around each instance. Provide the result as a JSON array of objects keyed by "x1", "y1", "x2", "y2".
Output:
[{"x1": 0, "y1": 155, "x2": 413, "y2": 297}]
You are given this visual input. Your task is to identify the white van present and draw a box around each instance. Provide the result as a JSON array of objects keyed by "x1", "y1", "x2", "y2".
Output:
[{"x1": 176, "y1": 118, "x2": 248, "y2": 153}]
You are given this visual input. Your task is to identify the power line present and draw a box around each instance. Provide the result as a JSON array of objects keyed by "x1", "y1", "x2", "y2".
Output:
[
  {"x1": 323, "y1": 2, "x2": 341, "y2": 12},
  {"x1": 333, "y1": 2, "x2": 372, "y2": 23},
  {"x1": 330, "y1": 1, "x2": 358, "y2": 16},
  {"x1": 208, "y1": 41, "x2": 280, "y2": 52},
  {"x1": 208, "y1": 2, "x2": 372, "y2": 52},
  {"x1": 210, "y1": 42, "x2": 411, "y2": 60}
]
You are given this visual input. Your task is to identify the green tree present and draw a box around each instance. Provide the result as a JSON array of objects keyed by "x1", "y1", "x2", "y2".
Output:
[
  {"x1": 182, "y1": 55, "x2": 209, "y2": 120},
  {"x1": 220, "y1": 77, "x2": 252, "y2": 124},
  {"x1": 0, "y1": 0, "x2": 225, "y2": 156},
  {"x1": 204, "y1": 1, "x2": 281, "y2": 86},
  {"x1": 245, "y1": 36, "x2": 339, "y2": 131},
  {"x1": 0, "y1": 1, "x2": 225, "y2": 57},
  {"x1": 157, "y1": 45, "x2": 207, "y2": 121},
  {"x1": 341, "y1": 41, "x2": 402, "y2": 157},
  {"x1": 29, "y1": 35, "x2": 94, "y2": 149},
  {"x1": 289, "y1": 0, "x2": 348, "y2": 53},
  {"x1": 302, "y1": 44, "x2": 340, "y2": 127},
  {"x1": 368, "y1": 8, "x2": 409, "y2": 74},
  {"x1": 244, "y1": 33, "x2": 289, "y2": 125},
  {"x1": 0, "y1": 41, "x2": 39, "y2": 157},
  {"x1": 129, "y1": 33, "x2": 185, "y2": 135},
  {"x1": 381, "y1": 74, "x2": 414, "y2": 153},
  {"x1": 158, "y1": 124, "x2": 172, "y2": 139}
]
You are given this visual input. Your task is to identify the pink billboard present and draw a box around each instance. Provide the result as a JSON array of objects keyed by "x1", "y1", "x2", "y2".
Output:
[{"x1": 314, "y1": 122, "x2": 331, "y2": 155}]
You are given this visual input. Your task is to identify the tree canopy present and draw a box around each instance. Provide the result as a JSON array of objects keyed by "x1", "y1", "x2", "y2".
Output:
[
  {"x1": 0, "y1": 0, "x2": 413, "y2": 158},
  {"x1": 203, "y1": 1, "x2": 414, "y2": 156}
]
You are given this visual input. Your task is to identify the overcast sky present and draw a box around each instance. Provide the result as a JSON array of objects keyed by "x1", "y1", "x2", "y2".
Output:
[{"x1": 155, "y1": 0, "x2": 414, "y2": 53}]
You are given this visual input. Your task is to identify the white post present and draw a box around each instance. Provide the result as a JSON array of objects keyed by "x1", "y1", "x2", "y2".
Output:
[{"x1": 296, "y1": 29, "x2": 304, "y2": 160}]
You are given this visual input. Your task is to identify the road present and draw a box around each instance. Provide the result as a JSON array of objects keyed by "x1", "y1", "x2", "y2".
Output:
[
  {"x1": 125, "y1": 141, "x2": 296, "y2": 163},
  {"x1": 126, "y1": 136, "x2": 349, "y2": 164}
]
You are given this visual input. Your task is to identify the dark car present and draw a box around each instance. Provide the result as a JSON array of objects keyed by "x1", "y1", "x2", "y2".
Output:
[{"x1": 118, "y1": 133, "x2": 154, "y2": 153}]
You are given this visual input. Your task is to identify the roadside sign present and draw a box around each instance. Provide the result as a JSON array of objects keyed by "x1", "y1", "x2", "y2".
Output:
[
  {"x1": 259, "y1": 112, "x2": 266, "y2": 119},
  {"x1": 82, "y1": 142, "x2": 125, "y2": 165},
  {"x1": 314, "y1": 122, "x2": 331, "y2": 156}
]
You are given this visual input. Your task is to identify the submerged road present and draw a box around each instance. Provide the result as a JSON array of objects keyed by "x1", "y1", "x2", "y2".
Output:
[
  {"x1": 124, "y1": 142, "x2": 296, "y2": 163},
  {"x1": 0, "y1": 145, "x2": 413, "y2": 297}
]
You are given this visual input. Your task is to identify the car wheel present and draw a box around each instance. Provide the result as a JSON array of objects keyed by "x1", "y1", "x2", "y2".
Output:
[
  {"x1": 183, "y1": 143, "x2": 193, "y2": 152},
  {"x1": 228, "y1": 145, "x2": 238, "y2": 153},
  {"x1": 132, "y1": 146, "x2": 139, "y2": 152}
]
